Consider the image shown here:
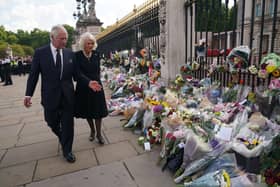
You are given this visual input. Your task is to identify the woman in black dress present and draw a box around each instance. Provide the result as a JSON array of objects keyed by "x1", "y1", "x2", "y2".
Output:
[{"x1": 75, "y1": 32, "x2": 108, "y2": 144}]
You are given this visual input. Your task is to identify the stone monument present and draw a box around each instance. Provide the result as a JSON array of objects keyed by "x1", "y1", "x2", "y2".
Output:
[{"x1": 72, "y1": 0, "x2": 103, "y2": 51}]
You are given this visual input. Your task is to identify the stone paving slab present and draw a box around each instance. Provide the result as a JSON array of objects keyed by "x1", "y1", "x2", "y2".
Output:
[
  {"x1": 19, "y1": 121, "x2": 50, "y2": 136},
  {"x1": 17, "y1": 131, "x2": 57, "y2": 146},
  {"x1": 0, "y1": 111, "x2": 37, "y2": 121},
  {"x1": 72, "y1": 133, "x2": 99, "y2": 153},
  {"x1": 0, "y1": 161, "x2": 36, "y2": 187},
  {"x1": 104, "y1": 127, "x2": 136, "y2": 143},
  {"x1": 0, "y1": 137, "x2": 18, "y2": 150},
  {"x1": 95, "y1": 141, "x2": 138, "y2": 165},
  {"x1": 125, "y1": 151, "x2": 177, "y2": 187},
  {"x1": 22, "y1": 115, "x2": 44, "y2": 124},
  {"x1": 0, "y1": 123, "x2": 23, "y2": 139},
  {"x1": 0, "y1": 149, "x2": 6, "y2": 160},
  {"x1": 74, "y1": 120, "x2": 92, "y2": 136},
  {"x1": 102, "y1": 115, "x2": 126, "y2": 130},
  {"x1": 0, "y1": 118, "x2": 21, "y2": 127},
  {"x1": 0, "y1": 140, "x2": 59, "y2": 168},
  {"x1": 34, "y1": 150, "x2": 98, "y2": 181},
  {"x1": 26, "y1": 162, "x2": 137, "y2": 187}
]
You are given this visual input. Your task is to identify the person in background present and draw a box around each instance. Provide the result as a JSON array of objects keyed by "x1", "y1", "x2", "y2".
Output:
[
  {"x1": 0, "y1": 59, "x2": 5, "y2": 82},
  {"x1": 3, "y1": 56, "x2": 13, "y2": 86},
  {"x1": 75, "y1": 32, "x2": 108, "y2": 144}
]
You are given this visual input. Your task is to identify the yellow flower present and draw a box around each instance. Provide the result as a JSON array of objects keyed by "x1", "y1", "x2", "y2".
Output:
[
  {"x1": 252, "y1": 139, "x2": 258, "y2": 145},
  {"x1": 222, "y1": 170, "x2": 231, "y2": 187},
  {"x1": 161, "y1": 101, "x2": 169, "y2": 108}
]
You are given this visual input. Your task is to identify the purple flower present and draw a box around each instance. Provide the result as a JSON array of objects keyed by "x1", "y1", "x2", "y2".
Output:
[{"x1": 153, "y1": 105, "x2": 164, "y2": 113}]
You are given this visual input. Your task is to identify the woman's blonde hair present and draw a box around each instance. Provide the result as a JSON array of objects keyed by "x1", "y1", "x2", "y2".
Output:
[{"x1": 79, "y1": 32, "x2": 98, "y2": 50}]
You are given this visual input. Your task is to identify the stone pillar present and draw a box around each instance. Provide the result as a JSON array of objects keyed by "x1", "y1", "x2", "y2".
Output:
[{"x1": 159, "y1": 0, "x2": 186, "y2": 83}]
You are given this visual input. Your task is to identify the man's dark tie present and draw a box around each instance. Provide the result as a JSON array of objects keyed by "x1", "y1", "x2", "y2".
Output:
[{"x1": 56, "y1": 49, "x2": 62, "y2": 78}]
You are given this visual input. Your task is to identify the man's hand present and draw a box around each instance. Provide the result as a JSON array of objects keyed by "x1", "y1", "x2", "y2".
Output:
[
  {"x1": 24, "y1": 96, "x2": 32, "y2": 108},
  {"x1": 89, "y1": 81, "x2": 102, "y2": 92}
]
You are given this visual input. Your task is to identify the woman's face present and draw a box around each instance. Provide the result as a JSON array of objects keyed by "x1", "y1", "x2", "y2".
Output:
[{"x1": 84, "y1": 38, "x2": 94, "y2": 53}]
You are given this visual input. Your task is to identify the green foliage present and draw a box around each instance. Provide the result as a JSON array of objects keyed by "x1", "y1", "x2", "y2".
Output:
[
  {"x1": 0, "y1": 43, "x2": 8, "y2": 58},
  {"x1": 30, "y1": 28, "x2": 50, "y2": 49},
  {"x1": 7, "y1": 34, "x2": 19, "y2": 44},
  {"x1": 21, "y1": 45, "x2": 34, "y2": 56},
  {"x1": 195, "y1": 0, "x2": 236, "y2": 32},
  {"x1": 16, "y1": 29, "x2": 32, "y2": 46},
  {"x1": 63, "y1": 24, "x2": 75, "y2": 48},
  {"x1": 11, "y1": 44, "x2": 25, "y2": 57},
  {"x1": 0, "y1": 26, "x2": 7, "y2": 41}
]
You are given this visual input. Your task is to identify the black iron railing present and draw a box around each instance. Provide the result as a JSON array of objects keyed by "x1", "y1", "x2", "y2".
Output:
[{"x1": 186, "y1": 0, "x2": 280, "y2": 89}]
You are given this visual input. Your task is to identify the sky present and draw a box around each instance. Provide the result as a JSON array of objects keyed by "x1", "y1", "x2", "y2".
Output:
[{"x1": 0, "y1": 0, "x2": 146, "y2": 32}]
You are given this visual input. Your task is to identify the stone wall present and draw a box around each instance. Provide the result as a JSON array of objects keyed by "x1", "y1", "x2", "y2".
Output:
[{"x1": 159, "y1": 0, "x2": 187, "y2": 83}]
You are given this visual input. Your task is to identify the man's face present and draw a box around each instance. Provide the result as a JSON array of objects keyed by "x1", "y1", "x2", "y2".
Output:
[{"x1": 52, "y1": 30, "x2": 68, "y2": 49}]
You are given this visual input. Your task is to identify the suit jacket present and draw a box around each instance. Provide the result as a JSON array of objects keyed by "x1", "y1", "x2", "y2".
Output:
[{"x1": 25, "y1": 44, "x2": 77, "y2": 110}]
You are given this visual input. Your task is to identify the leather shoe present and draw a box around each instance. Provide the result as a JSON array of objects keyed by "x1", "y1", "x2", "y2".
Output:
[
  {"x1": 97, "y1": 135, "x2": 105, "y2": 145},
  {"x1": 64, "y1": 152, "x2": 76, "y2": 163}
]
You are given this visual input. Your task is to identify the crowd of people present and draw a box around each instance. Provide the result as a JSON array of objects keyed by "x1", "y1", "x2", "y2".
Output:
[{"x1": 0, "y1": 56, "x2": 32, "y2": 86}]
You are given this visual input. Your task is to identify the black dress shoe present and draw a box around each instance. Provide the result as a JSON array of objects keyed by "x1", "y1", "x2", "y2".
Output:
[
  {"x1": 64, "y1": 152, "x2": 76, "y2": 163},
  {"x1": 97, "y1": 135, "x2": 105, "y2": 145},
  {"x1": 89, "y1": 132, "x2": 95, "y2": 142}
]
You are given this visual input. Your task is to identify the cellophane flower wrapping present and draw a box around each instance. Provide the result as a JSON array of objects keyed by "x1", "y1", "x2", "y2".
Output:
[
  {"x1": 123, "y1": 108, "x2": 145, "y2": 128},
  {"x1": 174, "y1": 143, "x2": 229, "y2": 184},
  {"x1": 231, "y1": 117, "x2": 280, "y2": 158},
  {"x1": 255, "y1": 86, "x2": 277, "y2": 118},
  {"x1": 180, "y1": 130, "x2": 211, "y2": 169},
  {"x1": 203, "y1": 153, "x2": 239, "y2": 178},
  {"x1": 184, "y1": 170, "x2": 229, "y2": 187}
]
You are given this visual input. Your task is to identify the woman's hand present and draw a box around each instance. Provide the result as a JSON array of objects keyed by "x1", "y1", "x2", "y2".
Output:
[{"x1": 89, "y1": 80, "x2": 102, "y2": 92}]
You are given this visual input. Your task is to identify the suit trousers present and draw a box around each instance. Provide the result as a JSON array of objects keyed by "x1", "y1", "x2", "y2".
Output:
[{"x1": 43, "y1": 94, "x2": 74, "y2": 155}]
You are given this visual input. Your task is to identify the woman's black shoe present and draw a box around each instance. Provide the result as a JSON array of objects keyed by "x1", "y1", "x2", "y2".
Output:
[
  {"x1": 97, "y1": 136, "x2": 105, "y2": 144},
  {"x1": 89, "y1": 132, "x2": 95, "y2": 142},
  {"x1": 89, "y1": 135, "x2": 95, "y2": 142}
]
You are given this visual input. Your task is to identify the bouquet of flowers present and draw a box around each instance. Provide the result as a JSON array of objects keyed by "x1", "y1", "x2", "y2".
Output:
[
  {"x1": 259, "y1": 53, "x2": 280, "y2": 79},
  {"x1": 261, "y1": 135, "x2": 280, "y2": 186},
  {"x1": 183, "y1": 170, "x2": 231, "y2": 187},
  {"x1": 227, "y1": 45, "x2": 250, "y2": 72}
]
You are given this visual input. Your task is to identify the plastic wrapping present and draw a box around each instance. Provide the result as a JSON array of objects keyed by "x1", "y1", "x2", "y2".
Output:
[
  {"x1": 142, "y1": 109, "x2": 154, "y2": 130},
  {"x1": 174, "y1": 143, "x2": 229, "y2": 184},
  {"x1": 123, "y1": 108, "x2": 145, "y2": 128},
  {"x1": 231, "y1": 119, "x2": 280, "y2": 158},
  {"x1": 204, "y1": 153, "x2": 238, "y2": 178},
  {"x1": 184, "y1": 170, "x2": 228, "y2": 187}
]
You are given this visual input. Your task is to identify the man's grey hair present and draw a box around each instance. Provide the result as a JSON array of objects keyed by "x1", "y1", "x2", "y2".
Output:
[
  {"x1": 79, "y1": 32, "x2": 98, "y2": 51},
  {"x1": 50, "y1": 25, "x2": 68, "y2": 41}
]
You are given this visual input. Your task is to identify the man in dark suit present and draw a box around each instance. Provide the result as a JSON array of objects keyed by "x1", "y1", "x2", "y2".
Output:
[{"x1": 24, "y1": 25, "x2": 77, "y2": 163}]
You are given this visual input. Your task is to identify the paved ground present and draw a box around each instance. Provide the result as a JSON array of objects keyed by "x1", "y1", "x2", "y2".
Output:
[{"x1": 0, "y1": 75, "x2": 175, "y2": 187}]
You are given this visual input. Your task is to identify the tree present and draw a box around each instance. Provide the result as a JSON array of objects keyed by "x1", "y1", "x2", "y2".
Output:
[
  {"x1": 195, "y1": 0, "x2": 236, "y2": 32},
  {"x1": 30, "y1": 28, "x2": 49, "y2": 49},
  {"x1": 21, "y1": 45, "x2": 34, "y2": 56},
  {"x1": 16, "y1": 29, "x2": 32, "y2": 46},
  {"x1": 0, "y1": 26, "x2": 7, "y2": 42},
  {"x1": 0, "y1": 43, "x2": 8, "y2": 58},
  {"x1": 7, "y1": 34, "x2": 19, "y2": 44},
  {"x1": 63, "y1": 24, "x2": 75, "y2": 48},
  {"x1": 11, "y1": 44, "x2": 25, "y2": 57}
]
